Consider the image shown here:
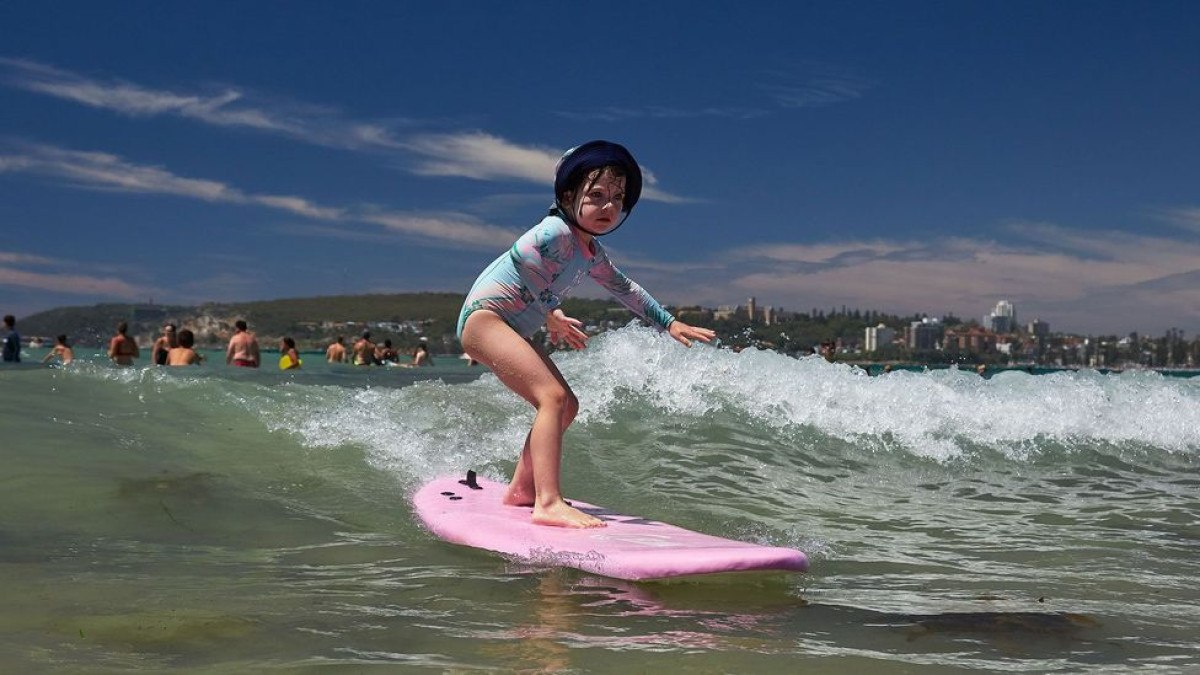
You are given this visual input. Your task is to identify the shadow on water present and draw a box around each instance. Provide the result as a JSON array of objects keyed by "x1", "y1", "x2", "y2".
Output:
[
  {"x1": 116, "y1": 471, "x2": 218, "y2": 502},
  {"x1": 868, "y1": 609, "x2": 1101, "y2": 643},
  {"x1": 497, "y1": 571, "x2": 1129, "y2": 670},
  {"x1": 115, "y1": 471, "x2": 219, "y2": 533}
]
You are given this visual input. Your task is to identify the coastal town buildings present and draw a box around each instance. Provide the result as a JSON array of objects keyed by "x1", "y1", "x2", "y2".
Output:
[
  {"x1": 714, "y1": 297, "x2": 781, "y2": 325},
  {"x1": 864, "y1": 324, "x2": 896, "y2": 352},
  {"x1": 945, "y1": 325, "x2": 998, "y2": 354},
  {"x1": 908, "y1": 317, "x2": 943, "y2": 351}
]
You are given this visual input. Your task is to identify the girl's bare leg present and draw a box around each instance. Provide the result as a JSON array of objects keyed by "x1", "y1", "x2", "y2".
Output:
[
  {"x1": 461, "y1": 310, "x2": 600, "y2": 528},
  {"x1": 506, "y1": 347, "x2": 578, "y2": 507}
]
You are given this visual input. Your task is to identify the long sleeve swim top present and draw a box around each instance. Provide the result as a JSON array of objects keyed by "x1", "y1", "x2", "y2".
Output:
[{"x1": 457, "y1": 213, "x2": 675, "y2": 339}]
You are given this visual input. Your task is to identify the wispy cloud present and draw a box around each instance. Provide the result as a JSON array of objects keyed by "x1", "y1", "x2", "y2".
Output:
[
  {"x1": 400, "y1": 131, "x2": 692, "y2": 203},
  {"x1": 0, "y1": 141, "x2": 345, "y2": 220},
  {"x1": 0, "y1": 249, "x2": 147, "y2": 299},
  {"x1": 0, "y1": 140, "x2": 518, "y2": 250},
  {"x1": 1004, "y1": 220, "x2": 1200, "y2": 272},
  {"x1": 631, "y1": 224, "x2": 1200, "y2": 335},
  {"x1": 1155, "y1": 206, "x2": 1200, "y2": 234},
  {"x1": 479, "y1": 223, "x2": 1199, "y2": 334},
  {"x1": 0, "y1": 58, "x2": 692, "y2": 202},
  {"x1": 553, "y1": 61, "x2": 873, "y2": 122},
  {"x1": 758, "y1": 62, "x2": 875, "y2": 109},
  {"x1": 402, "y1": 131, "x2": 559, "y2": 183},
  {"x1": 0, "y1": 57, "x2": 410, "y2": 152},
  {"x1": 359, "y1": 209, "x2": 523, "y2": 249},
  {"x1": 0, "y1": 251, "x2": 58, "y2": 266}
]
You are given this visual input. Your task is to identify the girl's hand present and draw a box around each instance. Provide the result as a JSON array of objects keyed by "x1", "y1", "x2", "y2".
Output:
[
  {"x1": 547, "y1": 309, "x2": 589, "y2": 349},
  {"x1": 668, "y1": 320, "x2": 716, "y2": 348}
]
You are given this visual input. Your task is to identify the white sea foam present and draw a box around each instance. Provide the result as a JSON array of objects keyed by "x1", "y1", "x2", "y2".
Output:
[
  {"x1": 232, "y1": 325, "x2": 1198, "y2": 482},
  {"x1": 559, "y1": 325, "x2": 1200, "y2": 460}
]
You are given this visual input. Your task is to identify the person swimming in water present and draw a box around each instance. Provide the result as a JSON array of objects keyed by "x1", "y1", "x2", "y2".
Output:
[
  {"x1": 168, "y1": 329, "x2": 202, "y2": 366},
  {"x1": 3, "y1": 315, "x2": 21, "y2": 363},
  {"x1": 225, "y1": 320, "x2": 260, "y2": 368},
  {"x1": 151, "y1": 324, "x2": 178, "y2": 366},
  {"x1": 107, "y1": 322, "x2": 140, "y2": 366},
  {"x1": 42, "y1": 334, "x2": 73, "y2": 366},
  {"x1": 352, "y1": 332, "x2": 375, "y2": 366},
  {"x1": 279, "y1": 337, "x2": 301, "y2": 370},
  {"x1": 326, "y1": 335, "x2": 347, "y2": 363},
  {"x1": 457, "y1": 140, "x2": 715, "y2": 529}
]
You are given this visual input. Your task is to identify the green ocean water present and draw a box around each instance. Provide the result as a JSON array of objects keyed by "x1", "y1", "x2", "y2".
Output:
[{"x1": 2, "y1": 326, "x2": 1199, "y2": 672}]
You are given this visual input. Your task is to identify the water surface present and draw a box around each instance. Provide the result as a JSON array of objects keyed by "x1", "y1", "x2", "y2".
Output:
[{"x1": 2, "y1": 327, "x2": 1198, "y2": 672}]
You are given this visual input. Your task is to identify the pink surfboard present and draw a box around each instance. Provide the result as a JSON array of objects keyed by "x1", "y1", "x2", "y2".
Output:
[{"x1": 413, "y1": 472, "x2": 809, "y2": 581}]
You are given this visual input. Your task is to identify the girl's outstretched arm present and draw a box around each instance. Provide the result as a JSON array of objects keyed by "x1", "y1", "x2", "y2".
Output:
[
  {"x1": 668, "y1": 320, "x2": 716, "y2": 348},
  {"x1": 588, "y1": 249, "x2": 676, "y2": 330}
]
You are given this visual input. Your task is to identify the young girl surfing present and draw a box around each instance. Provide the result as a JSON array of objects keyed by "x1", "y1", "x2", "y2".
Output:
[{"x1": 457, "y1": 140, "x2": 715, "y2": 528}]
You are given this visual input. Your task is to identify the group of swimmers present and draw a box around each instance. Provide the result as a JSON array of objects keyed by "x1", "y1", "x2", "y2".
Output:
[
  {"x1": 324, "y1": 332, "x2": 435, "y2": 368},
  {"x1": 2, "y1": 314, "x2": 436, "y2": 371},
  {"x1": 74, "y1": 319, "x2": 261, "y2": 368},
  {"x1": 143, "y1": 319, "x2": 261, "y2": 368}
]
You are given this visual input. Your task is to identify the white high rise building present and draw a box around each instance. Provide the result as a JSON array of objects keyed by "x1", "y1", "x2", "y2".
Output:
[{"x1": 986, "y1": 299, "x2": 1017, "y2": 334}]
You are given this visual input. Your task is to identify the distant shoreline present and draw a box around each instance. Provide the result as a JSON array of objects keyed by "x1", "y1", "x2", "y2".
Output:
[
  {"x1": 11, "y1": 292, "x2": 1200, "y2": 371},
  {"x1": 14, "y1": 344, "x2": 1199, "y2": 379}
]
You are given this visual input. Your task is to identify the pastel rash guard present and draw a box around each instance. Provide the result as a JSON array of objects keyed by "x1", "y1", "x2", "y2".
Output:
[{"x1": 458, "y1": 212, "x2": 675, "y2": 339}]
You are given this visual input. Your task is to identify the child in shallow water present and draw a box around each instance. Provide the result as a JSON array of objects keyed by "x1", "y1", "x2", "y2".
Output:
[
  {"x1": 457, "y1": 141, "x2": 715, "y2": 528},
  {"x1": 42, "y1": 334, "x2": 74, "y2": 366},
  {"x1": 167, "y1": 329, "x2": 202, "y2": 366}
]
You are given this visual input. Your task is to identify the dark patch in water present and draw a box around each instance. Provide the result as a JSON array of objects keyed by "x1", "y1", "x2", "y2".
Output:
[
  {"x1": 55, "y1": 611, "x2": 257, "y2": 651},
  {"x1": 116, "y1": 471, "x2": 217, "y2": 501},
  {"x1": 115, "y1": 471, "x2": 219, "y2": 531},
  {"x1": 876, "y1": 611, "x2": 1102, "y2": 642}
]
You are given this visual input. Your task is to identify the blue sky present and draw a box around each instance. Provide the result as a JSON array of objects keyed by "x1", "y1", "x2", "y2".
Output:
[{"x1": 2, "y1": 1, "x2": 1198, "y2": 335}]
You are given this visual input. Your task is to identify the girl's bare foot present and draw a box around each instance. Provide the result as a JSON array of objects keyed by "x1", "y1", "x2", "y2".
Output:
[{"x1": 533, "y1": 499, "x2": 605, "y2": 528}]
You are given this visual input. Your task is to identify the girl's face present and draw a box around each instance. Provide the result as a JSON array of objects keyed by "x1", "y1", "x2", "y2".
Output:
[{"x1": 572, "y1": 169, "x2": 626, "y2": 236}]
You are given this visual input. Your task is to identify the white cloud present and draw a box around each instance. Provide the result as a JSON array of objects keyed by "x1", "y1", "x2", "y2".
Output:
[
  {"x1": 253, "y1": 195, "x2": 346, "y2": 221},
  {"x1": 1, "y1": 59, "x2": 695, "y2": 201},
  {"x1": 0, "y1": 140, "x2": 517, "y2": 251},
  {"x1": 0, "y1": 142, "x2": 315, "y2": 213},
  {"x1": 0, "y1": 57, "x2": 409, "y2": 151},
  {"x1": 360, "y1": 210, "x2": 519, "y2": 249},
  {"x1": 1155, "y1": 206, "x2": 1200, "y2": 234},
  {"x1": 0, "y1": 251, "x2": 58, "y2": 266},
  {"x1": 1, "y1": 59, "x2": 546, "y2": 183},
  {"x1": 0, "y1": 253, "x2": 147, "y2": 299},
  {"x1": 401, "y1": 131, "x2": 559, "y2": 183},
  {"x1": 401, "y1": 130, "x2": 691, "y2": 203},
  {"x1": 626, "y1": 228, "x2": 1200, "y2": 335}
]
